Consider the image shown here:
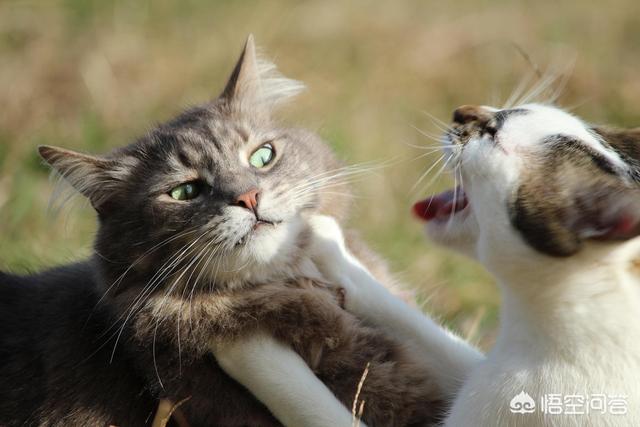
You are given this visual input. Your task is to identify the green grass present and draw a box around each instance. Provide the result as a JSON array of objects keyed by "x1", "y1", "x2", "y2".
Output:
[{"x1": 2, "y1": 0, "x2": 640, "y2": 349}]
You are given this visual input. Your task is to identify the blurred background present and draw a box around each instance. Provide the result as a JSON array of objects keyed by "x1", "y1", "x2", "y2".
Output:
[{"x1": 2, "y1": 0, "x2": 640, "y2": 349}]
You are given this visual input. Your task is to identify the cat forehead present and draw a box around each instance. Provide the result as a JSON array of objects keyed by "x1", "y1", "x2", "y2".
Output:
[
  {"x1": 138, "y1": 109, "x2": 274, "y2": 162},
  {"x1": 494, "y1": 103, "x2": 628, "y2": 170}
]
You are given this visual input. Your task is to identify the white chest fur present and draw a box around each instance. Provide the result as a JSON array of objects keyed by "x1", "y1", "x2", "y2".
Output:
[{"x1": 446, "y1": 239, "x2": 640, "y2": 426}]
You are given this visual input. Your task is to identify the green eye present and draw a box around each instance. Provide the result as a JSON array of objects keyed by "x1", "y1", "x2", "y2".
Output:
[
  {"x1": 169, "y1": 182, "x2": 200, "y2": 201},
  {"x1": 249, "y1": 143, "x2": 275, "y2": 168}
]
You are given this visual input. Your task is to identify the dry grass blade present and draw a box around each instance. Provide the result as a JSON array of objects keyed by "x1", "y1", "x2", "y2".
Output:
[
  {"x1": 151, "y1": 396, "x2": 192, "y2": 427},
  {"x1": 351, "y1": 362, "x2": 370, "y2": 427}
]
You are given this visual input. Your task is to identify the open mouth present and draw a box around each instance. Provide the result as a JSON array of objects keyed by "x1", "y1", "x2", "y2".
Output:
[{"x1": 413, "y1": 186, "x2": 468, "y2": 222}]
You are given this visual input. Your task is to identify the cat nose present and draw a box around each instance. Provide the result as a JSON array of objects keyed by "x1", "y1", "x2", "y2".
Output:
[
  {"x1": 234, "y1": 189, "x2": 259, "y2": 211},
  {"x1": 452, "y1": 105, "x2": 492, "y2": 126}
]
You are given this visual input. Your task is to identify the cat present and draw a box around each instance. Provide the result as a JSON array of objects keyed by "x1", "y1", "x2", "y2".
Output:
[
  {"x1": 260, "y1": 103, "x2": 640, "y2": 426},
  {"x1": 414, "y1": 103, "x2": 640, "y2": 426},
  {"x1": 0, "y1": 35, "x2": 447, "y2": 427}
]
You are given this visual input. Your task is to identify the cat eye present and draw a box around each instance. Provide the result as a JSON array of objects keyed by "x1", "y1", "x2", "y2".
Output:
[
  {"x1": 169, "y1": 182, "x2": 201, "y2": 201},
  {"x1": 249, "y1": 143, "x2": 275, "y2": 168}
]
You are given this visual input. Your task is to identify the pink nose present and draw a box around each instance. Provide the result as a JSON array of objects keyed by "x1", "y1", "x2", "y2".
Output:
[{"x1": 235, "y1": 189, "x2": 259, "y2": 211}]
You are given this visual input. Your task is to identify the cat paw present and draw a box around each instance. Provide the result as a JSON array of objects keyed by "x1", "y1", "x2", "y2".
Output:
[
  {"x1": 307, "y1": 215, "x2": 391, "y2": 314},
  {"x1": 306, "y1": 215, "x2": 355, "y2": 290},
  {"x1": 307, "y1": 215, "x2": 348, "y2": 256},
  {"x1": 299, "y1": 277, "x2": 347, "y2": 309}
]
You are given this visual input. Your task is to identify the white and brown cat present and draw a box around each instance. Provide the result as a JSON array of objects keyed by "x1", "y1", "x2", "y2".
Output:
[{"x1": 216, "y1": 103, "x2": 640, "y2": 426}]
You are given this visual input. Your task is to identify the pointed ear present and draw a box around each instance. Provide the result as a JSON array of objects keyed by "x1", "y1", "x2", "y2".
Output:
[
  {"x1": 221, "y1": 34, "x2": 261, "y2": 101},
  {"x1": 220, "y1": 34, "x2": 304, "y2": 108},
  {"x1": 39, "y1": 145, "x2": 122, "y2": 211}
]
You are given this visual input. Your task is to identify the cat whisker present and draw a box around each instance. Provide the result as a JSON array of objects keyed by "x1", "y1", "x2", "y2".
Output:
[
  {"x1": 515, "y1": 65, "x2": 569, "y2": 107},
  {"x1": 291, "y1": 174, "x2": 369, "y2": 198},
  {"x1": 152, "y1": 237, "x2": 220, "y2": 379},
  {"x1": 503, "y1": 71, "x2": 535, "y2": 109},
  {"x1": 78, "y1": 235, "x2": 205, "y2": 369},
  {"x1": 297, "y1": 160, "x2": 396, "y2": 189},
  {"x1": 92, "y1": 229, "x2": 202, "y2": 341},
  {"x1": 446, "y1": 170, "x2": 459, "y2": 230},
  {"x1": 445, "y1": 167, "x2": 464, "y2": 233},
  {"x1": 288, "y1": 161, "x2": 392, "y2": 195},
  {"x1": 404, "y1": 141, "x2": 458, "y2": 151},
  {"x1": 291, "y1": 161, "x2": 384, "y2": 186},
  {"x1": 136, "y1": 234, "x2": 224, "y2": 382},
  {"x1": 152, "y1": 319, "x2": 166, "y2": 389},
  {"x1": 411, "y1": 125, "x2": 449, "y2": 143},
  {"x1": 410, "y1": 153, "x2": 446, "y2": 193},
  {"x1": 289, "y1": 170, "x2": 378, "y2": 201},
  {"x1": 413, "y1": 155, "x2": 455, "y2": 199},
  {"x1": 176, "y1": 237, "x2": 222, "y2": 338},
  {"x1": 108, "y1": 233, "x2": 211, "y2": 362},
  {"x1": 93, "y1": 228, "x2": 200, "y2": 310},
  {"x1": 544, "y1": 67, "x2": 573, "y2": 105},
  {"x1": 420, "y1": 110, "x2": 451, "y2": 133},
  {"x1": 316, "y1": 191, "x2": 363, "y2": 199},
  {"x1": 409, "y1": 149, "x2": 455, "y2": 163}
]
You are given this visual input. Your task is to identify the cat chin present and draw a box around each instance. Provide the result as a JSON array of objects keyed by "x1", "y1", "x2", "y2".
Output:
[
  {"x1": 425, "y1": 212, "x2": 479, "y2": 259},
  {"x1": 236, "y1": 215, "x2": 306, "y2": 267}
]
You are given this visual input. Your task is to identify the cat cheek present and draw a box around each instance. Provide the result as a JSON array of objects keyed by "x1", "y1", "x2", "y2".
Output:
[{"x1": 509, "y1": 191, "x2": 582, "y2": 257}]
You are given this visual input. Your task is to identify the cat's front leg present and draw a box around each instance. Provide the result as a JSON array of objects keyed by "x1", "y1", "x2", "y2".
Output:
[
  {"x1": 307, "y1": 214, "x2": 484, "y2": 398},
  {"x1": 212, "y1": 332, "x2": 359, "y2": 427},
  {"x1": 209, "y1": 283, "x2": 365, "y2": 427}
]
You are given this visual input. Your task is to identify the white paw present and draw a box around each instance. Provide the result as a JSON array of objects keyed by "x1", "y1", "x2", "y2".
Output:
[
  {"x1": 307, "y1": 215, "x2": 347, "y2": 252},
  {"x1": 306, "y1": 215, "x2": 355, "y2": 290}
]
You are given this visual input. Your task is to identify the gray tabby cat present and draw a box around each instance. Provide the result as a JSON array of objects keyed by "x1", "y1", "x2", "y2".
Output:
[{"x1": 0, "y1": 36, "x2": 445, "y2": 426}]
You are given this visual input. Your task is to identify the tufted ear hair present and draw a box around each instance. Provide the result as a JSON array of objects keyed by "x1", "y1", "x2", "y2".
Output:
[
  {"x1": 38, "y1": 145, "x2": 126, "y2": 213},
  {"x1": 220, "y1": 34, "x2": 305, "y2": 110}
]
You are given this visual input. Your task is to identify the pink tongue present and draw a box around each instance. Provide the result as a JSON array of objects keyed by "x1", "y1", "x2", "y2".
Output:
[{"x1": 412, "y1": 187, "x2": 468, "y2": 222}]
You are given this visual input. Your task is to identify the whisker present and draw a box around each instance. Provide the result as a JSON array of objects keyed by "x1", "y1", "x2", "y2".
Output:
[
  {"x1": 92, "y1": 229, "x2": 200, "y2": 310},
  {"x1": 413, "y1": 155, "x2": 455, "y2": 198},
  {"x1": 503, "y1": 72, "x2": 535, "y2": 109},
  {"x1": 411, "y1": 125, "x2": 449, "y2": 143},
  {"x1": 420, "y1": 110, "x2": 451, "y2": 132},
  {"x1": 108, "y1": 233, "x2": 210, "y2": 362},
  {"x1": 410, "y1": 154, "x2": 446, "y2": 193}
]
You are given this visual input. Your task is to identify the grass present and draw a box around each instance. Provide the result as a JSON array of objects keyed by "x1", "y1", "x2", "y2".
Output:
[{"x1": 2, "y1": 0, "x2": 640, "y2": 349}]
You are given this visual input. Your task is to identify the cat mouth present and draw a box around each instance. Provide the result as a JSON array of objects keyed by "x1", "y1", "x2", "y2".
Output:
[
  {"x1": 253, "y1": 219, "x2": 277, "y2": 230},
  {"x1": 412, "y1": 186, "x2": 469, "y2": 222},
  {"x1": 235, "y1": 218, "x2": 283, "y2": 246}
]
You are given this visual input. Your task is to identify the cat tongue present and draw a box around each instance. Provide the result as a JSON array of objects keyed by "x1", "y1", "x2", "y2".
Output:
[{"x1": 413, "y1": 187, "x2": 468, "y2": 222}]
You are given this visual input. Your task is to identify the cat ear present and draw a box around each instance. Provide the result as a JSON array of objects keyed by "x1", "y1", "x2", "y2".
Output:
[
  {"x1": 39, "y1": 145, "x2": 123, "y2": 211},
  {"x1": 571, "y1": 190, "x2": 640, "y2": 243},
  {"x1": 512, "y1": 181, "x2": 640, "y2": 257},
  {"x1": 592, "y1": 126, "x2": 640, "y2": 166},
  {"x1": 220, "y1": 34, "x2": 305, "y2": 109},
  {"x1": 510, "y1": 191, "x2": 583, "y2": 257}
]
